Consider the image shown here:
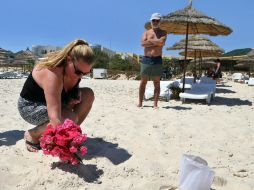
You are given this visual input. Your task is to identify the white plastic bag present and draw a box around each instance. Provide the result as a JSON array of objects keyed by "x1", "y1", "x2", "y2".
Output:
[{"x1": 179, "y1": 154, "x2": 215, "y2": 190}]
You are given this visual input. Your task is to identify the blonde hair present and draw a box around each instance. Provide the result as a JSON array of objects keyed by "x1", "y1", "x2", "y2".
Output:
[{"x1": 37, "y1": 39, "x2": 94, "y2": 68}]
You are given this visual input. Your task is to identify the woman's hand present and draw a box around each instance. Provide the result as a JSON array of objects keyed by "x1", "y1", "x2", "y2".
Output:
[
  {"x1": 66, "y1": 91, "x2": 82, "y2": 110},
  {"x1": 49, "y1": 118, "x2": 62, "y2": 127}
]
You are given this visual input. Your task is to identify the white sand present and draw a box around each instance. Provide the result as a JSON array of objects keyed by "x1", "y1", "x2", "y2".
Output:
[{"x1": 0, "y1": 78, "x2": 253, "y2": 190}]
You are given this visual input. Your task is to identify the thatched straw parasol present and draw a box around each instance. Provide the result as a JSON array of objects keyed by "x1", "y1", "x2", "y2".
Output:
[
  {"x1": 246, "y1": 49, "x2": 254, "y2": 58},
  {"x1": 14, "y1": 48, "x2": 37, "y2": 64},
  {"x1": 168, "y1": 35, "x2": 224, "y2": 60},
  {"x1": 0, "y1": 48, "x2": 13, "y2": 64},
  {"x1": 0, "y1": 48, "x2": 10, "y2": 55},
  {"x1": 12, "y1": 48, "x2": 37, "y2": 72},
  {"x1": 180, "y1": 49, "x2": 223, "y2": 78},
  {"x1": 0, "y1": 48, "x2": 9, "y2": 63},
  {"x1": 236, "y1": 57, "x2": 254, "y2": 77},
  {"x1": 167, "y1": 35, "x2": 224, "y2": 81},
  {"x1": 191, "y1": 59, "x2": 216, "y2": 70},
  {"x1": 145, "y1": 2, "x2": 232, "y2": 35},
  {"x1": 145, "y1": 0, "x2": 232, "y2": 91},
  {"x1": 234, "y1": 63, "x2": 250, "y2": 68},
  {"x1": 179, "y1": 50, "x2": 223, "y2": 57},
  {"x1": 15, "y1": 48, "x2": 36, "y2": 60},
  {"x1": 167, "y1": 35, "x2": 224, "y2": 53}
]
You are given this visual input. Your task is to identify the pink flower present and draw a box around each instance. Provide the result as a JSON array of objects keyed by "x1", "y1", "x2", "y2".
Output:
[
  {"x1": 69, "y1": 146, "x2": 78, "y2": 153},
  {"x1": 80, "y1": 146, "x2": 87, "y2": 156},
  {"x1": 43, "y1": 150, "x2": 51, "y2": 155},
  {"x1": 73, "y1": 135, "x2": 86, "y2": 145},
  {"x1": 40, "y1": 119, "x2": 87, "y2": 165},
  {"x1": 43, "y1": 135, "x2": 53, "y2": 144},
  {"x1": 51, "y1": 146, "x2": 61, "y2": 156},
  {"x1": 59, "y1": 154, "x2": 72, "y2": 161},
  {"x1": 70, "y1": 157, "x2": 80, "y2": 165},
  {"x1": 81, "y1": 134, "x2": 87, "y2": 141}
]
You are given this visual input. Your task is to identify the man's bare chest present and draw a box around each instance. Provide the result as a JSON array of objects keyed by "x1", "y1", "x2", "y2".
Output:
[{"x1": 147, "y1": 31, "x2": 163, "y2": 39}]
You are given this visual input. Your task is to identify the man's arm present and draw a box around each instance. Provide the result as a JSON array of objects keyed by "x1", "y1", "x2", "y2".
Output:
[
  {"x1": 141, "y1": 31, "x2": 156, "y2": 47},
  {"x1": 148, "y1": 32, "x2": 167, "y2": 47}
]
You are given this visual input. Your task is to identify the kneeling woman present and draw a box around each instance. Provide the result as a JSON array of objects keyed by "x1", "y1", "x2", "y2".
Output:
[{"x1": 18, "y1": 39, "x2": 95, "y2": 152}]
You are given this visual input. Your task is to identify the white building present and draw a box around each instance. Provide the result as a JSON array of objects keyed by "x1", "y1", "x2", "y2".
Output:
[
  {"x1": 93, "y1": 68, "x2": 107, "y2": 79},
  {"x1": 32, "y1": 45, "x2": 62, "y2": 57},
  {"x1": 90, "y1": 44, "x2": 115, "y2": 58}
]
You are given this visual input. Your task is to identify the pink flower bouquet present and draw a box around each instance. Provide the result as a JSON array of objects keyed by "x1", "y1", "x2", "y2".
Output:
[{"x1": 40, "y1": 119, "x2": 87, "y2": 165}]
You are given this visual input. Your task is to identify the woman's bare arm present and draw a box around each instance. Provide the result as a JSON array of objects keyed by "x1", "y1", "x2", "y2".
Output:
[{"x1": 41, "y1": 68, "x2": 64, "y2": 126}]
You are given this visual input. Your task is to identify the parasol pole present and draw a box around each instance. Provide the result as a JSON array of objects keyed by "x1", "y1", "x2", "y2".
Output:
[
  {"x1": 199, "y1": 51, "x2": 202, "y2": 76},
  {"x1": 182, "y1": 0, "x2": 193, "y2": 91},
  {"x1": 201, "y1": 56, "x2": 203, "y2": 76},
  {"x1": 249, "y1": 63, "x2": 251, "y2": 77},
  {"x1": 194, "y1": 50, "x2": 197, "y2": 83},
  {"x1": 182, "y1": 22, "x2": 189, "y2": 92}
]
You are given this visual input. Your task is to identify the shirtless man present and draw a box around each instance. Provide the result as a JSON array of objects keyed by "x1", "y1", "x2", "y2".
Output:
[{"x1": 137, "y1": 13, "x2": 167, "y2": 108}]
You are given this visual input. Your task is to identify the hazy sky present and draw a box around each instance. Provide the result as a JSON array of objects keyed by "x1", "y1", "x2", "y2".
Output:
[{"x1": 0, "y1": 0, "x2": 253, "y2": 56}]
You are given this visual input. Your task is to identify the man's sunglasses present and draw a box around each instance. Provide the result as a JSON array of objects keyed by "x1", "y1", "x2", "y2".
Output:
[
  {"x1": 72, "y1": 61, "x2": 89, "y2": 76},
  {"x1": 152, "y1": 19, "x2": 160, "y2": 23}
]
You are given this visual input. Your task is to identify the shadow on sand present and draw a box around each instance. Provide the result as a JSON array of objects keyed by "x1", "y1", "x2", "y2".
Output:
[
  {"x1": 84, "y1": 137, "x2": 132, "y2": 165},
  {"x1": 162, "y1": 106, "x2": 192, "y2": 110},
  {"x1": 51, "y1": 137, "x2": 131, "y2": 183},
  {"x1": 215, "y1": 88, "x2": 236, "y2": 94},
  {"x1": 0, "y1": 130, "x2": 25, "y2": 146},
  {"x1": 213, "y1": 97, "x2": 252, "y2": 106},
  {"x1": 51, "y1": 162, "x2": 103, "y2": 183},
  {"x1": 216, "y1": 84, "x2": 232, "y2": 88},
  {"x1": 142, "y1": 105, "x2": 154, "y2": 108}
]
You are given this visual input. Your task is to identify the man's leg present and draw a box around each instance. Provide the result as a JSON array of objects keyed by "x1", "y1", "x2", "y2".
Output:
[
  {"x1": 138, "y1": 75, "x2": 149, "y2": 107},
  {"x1": 153, "y1": 76, "x2": 161, "y2": 108}
]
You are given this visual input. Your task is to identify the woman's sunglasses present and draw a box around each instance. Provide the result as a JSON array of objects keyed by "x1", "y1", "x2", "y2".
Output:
[{"x1": 72, "y1": 61, "x2": 88, "y2": 76}]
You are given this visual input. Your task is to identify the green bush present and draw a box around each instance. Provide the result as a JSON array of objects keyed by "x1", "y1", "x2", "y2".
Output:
[
  {"x1": 109, "y1": 54, "x2": 139, "y2": 71},
  {"x1": 92, "y1": 50, "x2": 139, "y2": 72},
  {"x1": 93, "y1": 49, "x2": 110, "y2": 69},
  {"x1": 169, "y1": 84, "x2": 182, "y2": 99},
  {"x1": 135, "y1": 74, "x2": 141, "y2": 80},
  {"x1": 107, "y1": 69, "x2": 140, "y2": 80}
]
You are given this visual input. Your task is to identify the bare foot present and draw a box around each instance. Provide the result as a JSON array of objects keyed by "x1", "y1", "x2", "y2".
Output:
[
  {"x1": 153, "y1": 105, "x2": 159, "y2": 109},
  {"x1": 24, "y1": 131, "x2": 40, "y2": 152},
  {"x1": 137, "y1": 103, "x2": 143, "y2": 108}
]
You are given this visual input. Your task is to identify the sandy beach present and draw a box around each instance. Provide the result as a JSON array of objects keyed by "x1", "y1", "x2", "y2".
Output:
[{"x1": 0, "y1": 78, "x2": 253, "y2": 190}]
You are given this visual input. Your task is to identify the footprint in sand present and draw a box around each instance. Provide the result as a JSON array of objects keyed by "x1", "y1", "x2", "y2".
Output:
[
  {"x1": 213, "y1": 176, "x2": 227, "y2": 186},
  {"x1": 159, "y1": 185, "x2": 178, "y2": 190},
  {"x1": 233, "y1": 169, "x2": 248, "y2": 178}
]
